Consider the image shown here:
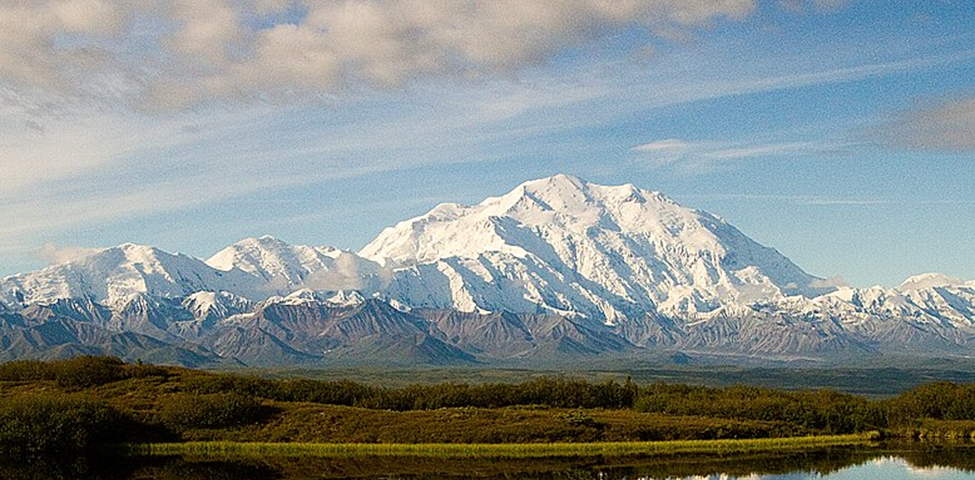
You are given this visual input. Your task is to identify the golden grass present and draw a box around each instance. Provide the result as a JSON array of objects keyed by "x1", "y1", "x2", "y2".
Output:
[{"x1": 126, "y1": 432, "x2": 880, "y2": 459}]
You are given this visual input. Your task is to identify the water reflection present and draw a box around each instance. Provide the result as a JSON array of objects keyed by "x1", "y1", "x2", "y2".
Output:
[{"x1": 2, "y1": 447, "x2": 975, "y2": 480}]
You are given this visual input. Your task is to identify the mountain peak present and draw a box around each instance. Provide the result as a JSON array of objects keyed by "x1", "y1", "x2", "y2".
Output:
[
  {"x1": 899, "y1": 273, "x2": 967, "y2": 291},
  {"x1": 488, "y1": 174, "x2": 683, "y2": 223},
  {"x1": 117, "y1": 242, "x2": 154, "y2": 250},
  {"x1": 501, "y1": 174, "x2": 593, "y2": 214},
  {"x1": 243, "y1": 235, "x2": 286, "y2": 245},
  {"x1": 362, "y1": 176, "x2": 827, "y2": 321},
  {"x1": 521, "y1": 173, "x2": 587, "y2": 192},
  {"x1": 218, "y1": 235, "x2": 292, "y2": 253},
  {"x1": 205, "y1": 236, "x2": 384, "y2": 295},
  {"x1": 207, "y1": 236, "x2": 338, "y2": 278},
  {"x1": 113, "y1": 242, "x2": 166, "y2": 259}
]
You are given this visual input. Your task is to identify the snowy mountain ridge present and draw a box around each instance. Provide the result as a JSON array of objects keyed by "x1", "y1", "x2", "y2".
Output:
[
  {"x1": 2, "y1": 174, "x2": 973, "y2": 365},
  {"x1": 0, "y1": 243, "x2": 269, "y2": 307}
]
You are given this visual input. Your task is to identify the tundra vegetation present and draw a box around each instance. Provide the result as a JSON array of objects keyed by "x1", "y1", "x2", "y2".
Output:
[{"x1": 0, "y1": 356, "x2": 973, "y2": 457}]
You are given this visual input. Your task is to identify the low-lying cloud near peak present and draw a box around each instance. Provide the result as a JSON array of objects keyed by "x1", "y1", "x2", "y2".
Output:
[
  {"x1": 0, "y1": 0, "x2": 773, "y2": 109},
  {"x1": 34, "y1": 242, "x2": 101, "y2": 265}
]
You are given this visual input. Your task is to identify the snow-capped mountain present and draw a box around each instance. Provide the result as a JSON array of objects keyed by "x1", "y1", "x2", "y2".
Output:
[
  {"x1": 1, "y1": 174, "x2": 973, "y2": 366},
  {"x1": 0, "y1": 243, "x2": 268, "y2": 307},
  {"x1": 207, "y1": 235, "x2": 387, "y2": 293},
  {"x1": 363, "y1": 174, "x2": 830, "y2": 322},
  {"x1": 182, "y1": 291, "x2": 255, "y2": 323},
  {"x1": 898, "y1": 273, "x2": 969, "y2": 291}
]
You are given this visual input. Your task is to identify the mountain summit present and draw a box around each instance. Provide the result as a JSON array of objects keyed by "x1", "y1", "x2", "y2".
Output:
[{"x1": 363, "y1": 174, "x2": 829, "y2": 322}]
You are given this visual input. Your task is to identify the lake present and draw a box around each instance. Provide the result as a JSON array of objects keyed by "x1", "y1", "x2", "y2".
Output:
[{"x1": 2, "y1": 447, "x2": 975, "y2": 479}]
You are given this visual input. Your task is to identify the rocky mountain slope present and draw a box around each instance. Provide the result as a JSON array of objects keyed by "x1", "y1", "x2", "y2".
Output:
[{"x1": 1, "y1": 175, "x2": 973, "y2": 366}]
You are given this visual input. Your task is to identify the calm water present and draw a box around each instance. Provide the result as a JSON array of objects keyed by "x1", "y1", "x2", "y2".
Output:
[
  {"x1": 724, "y1": 457, "x2": 975, "y2": 479},
  {"x1": 3, "y1": 448, "x2": 975, "y2": 479}
]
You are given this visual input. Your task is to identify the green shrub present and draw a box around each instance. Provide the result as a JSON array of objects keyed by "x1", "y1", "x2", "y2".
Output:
[
  {"x1": 560, "y1": 410, "x2": 600, "y2": 428},
  {"x1": 159, "y1": 393, "x2": 269, "y2": 430},
  {"x1": 633, "y1": 383, "x2": 885, "y2": 434},
  {"x1": 0, "y1": 395, "x2": 125, "y2": 454},
  {"x1": 124, "y1": 362, "x2": 172, "y2": 379},
  {"x1": 0, "y1": 356, "x2": 130, "y2": 388},
  {"x1": 278, "y1": 379, "x2": 380, "y2": 406},
  {"x1": 51, "y1": 356, "x2": 127, "y2": 388},
  {"x1": 887, "y1": 382, "x2": 975, "y2": 424},
  {"x1": 183, "y1": 374, "x2": 280, "y2": 398},
  {"x1": 0, "y1": 360, "x2": 54, "y2": 382}
]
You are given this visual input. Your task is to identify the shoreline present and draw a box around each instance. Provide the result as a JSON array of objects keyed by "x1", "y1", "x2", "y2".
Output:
[{"x1": 123, "y1": 432, "x2": 880, "y2": 459}]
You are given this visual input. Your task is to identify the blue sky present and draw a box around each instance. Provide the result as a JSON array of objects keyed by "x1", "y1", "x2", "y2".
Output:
[{"x1": 1, "y1": 0, "x2": 973, "y2": 287}]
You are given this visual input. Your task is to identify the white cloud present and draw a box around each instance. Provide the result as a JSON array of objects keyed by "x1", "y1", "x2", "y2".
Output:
[
  {"x1": 640, "y1": 50, "x2": 975, "y2": 117},
  {"x1": 166, "y1": 0, "x2": 243, "y2": 66},
  {"x1": 632, "y1": 138, "x2": 690, "y2": 152},
  {"x1": 0, "y1": 0, "x2": 760, "y2": 109},
  {"x1": 631, "y1": 138, "x2": 850, "y2": 172},
  {"x1": 302, "y1": 251, "x2": 394, "y2": 293},
  {"x1": 704, "y1": 142, "x2": 819, "y2": 160},
  {"x1": 0, "y1": 0, "x2": 128, "y2": 92},
  {"x1": 813, "y1": 0, "x2": 848, "y2": 11},
  {"x1": 34, "y1": 242, "x2": 101, "y2": 264},
  {"x1": 803, "y1": 199, "x2": 887, "y2": 206},
  {"x1": 810, "y1": 276, "x2": 848, "y2": 289}
]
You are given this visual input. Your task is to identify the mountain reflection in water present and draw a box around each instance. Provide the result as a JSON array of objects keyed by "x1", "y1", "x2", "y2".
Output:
[{"x1": 2, "y1": 447, "x2": 975, "y2": 480}]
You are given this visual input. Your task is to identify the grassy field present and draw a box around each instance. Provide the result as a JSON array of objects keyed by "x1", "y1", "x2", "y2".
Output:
[
  {"x1": 2, "y1": 357, "x2": 974, "y2": 458},
  {"x1": 126, "y1": 432, "x2": 880, "y2": 458},
  {"x1": 169, "y1": 404, "x2": 804, "y2": 444}
]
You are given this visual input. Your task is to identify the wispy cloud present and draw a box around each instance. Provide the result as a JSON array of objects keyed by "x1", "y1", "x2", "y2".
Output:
[
  {"x1": 687, "y1": 193, "x2": 888, "y2": 206},
  {"x1": 684, "y1": 193, "x2": 975, "y2": 207},
  {"x1": 0, "y1": 111, "x2": 185, "y2": 194},
  {"x1": 803, "y1": 199, "x2": 889, "y2": 206},
  {"x1": 600, "y1": 48, "x2": 975, "y2": 123},
  {"x1": 720, "y1": 51, "x2": 975, "y2": 94},
  {"x1": 0, "y1": 79, "x2": 605, "y2": 244},
  {"x1": 632, "y1": 138, "x2": 852, "y2": 173}
]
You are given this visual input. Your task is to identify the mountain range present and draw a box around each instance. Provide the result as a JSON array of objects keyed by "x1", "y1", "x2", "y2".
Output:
[{"x1": 2, "y1": 174, "x2": 974, "y2": 367}]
